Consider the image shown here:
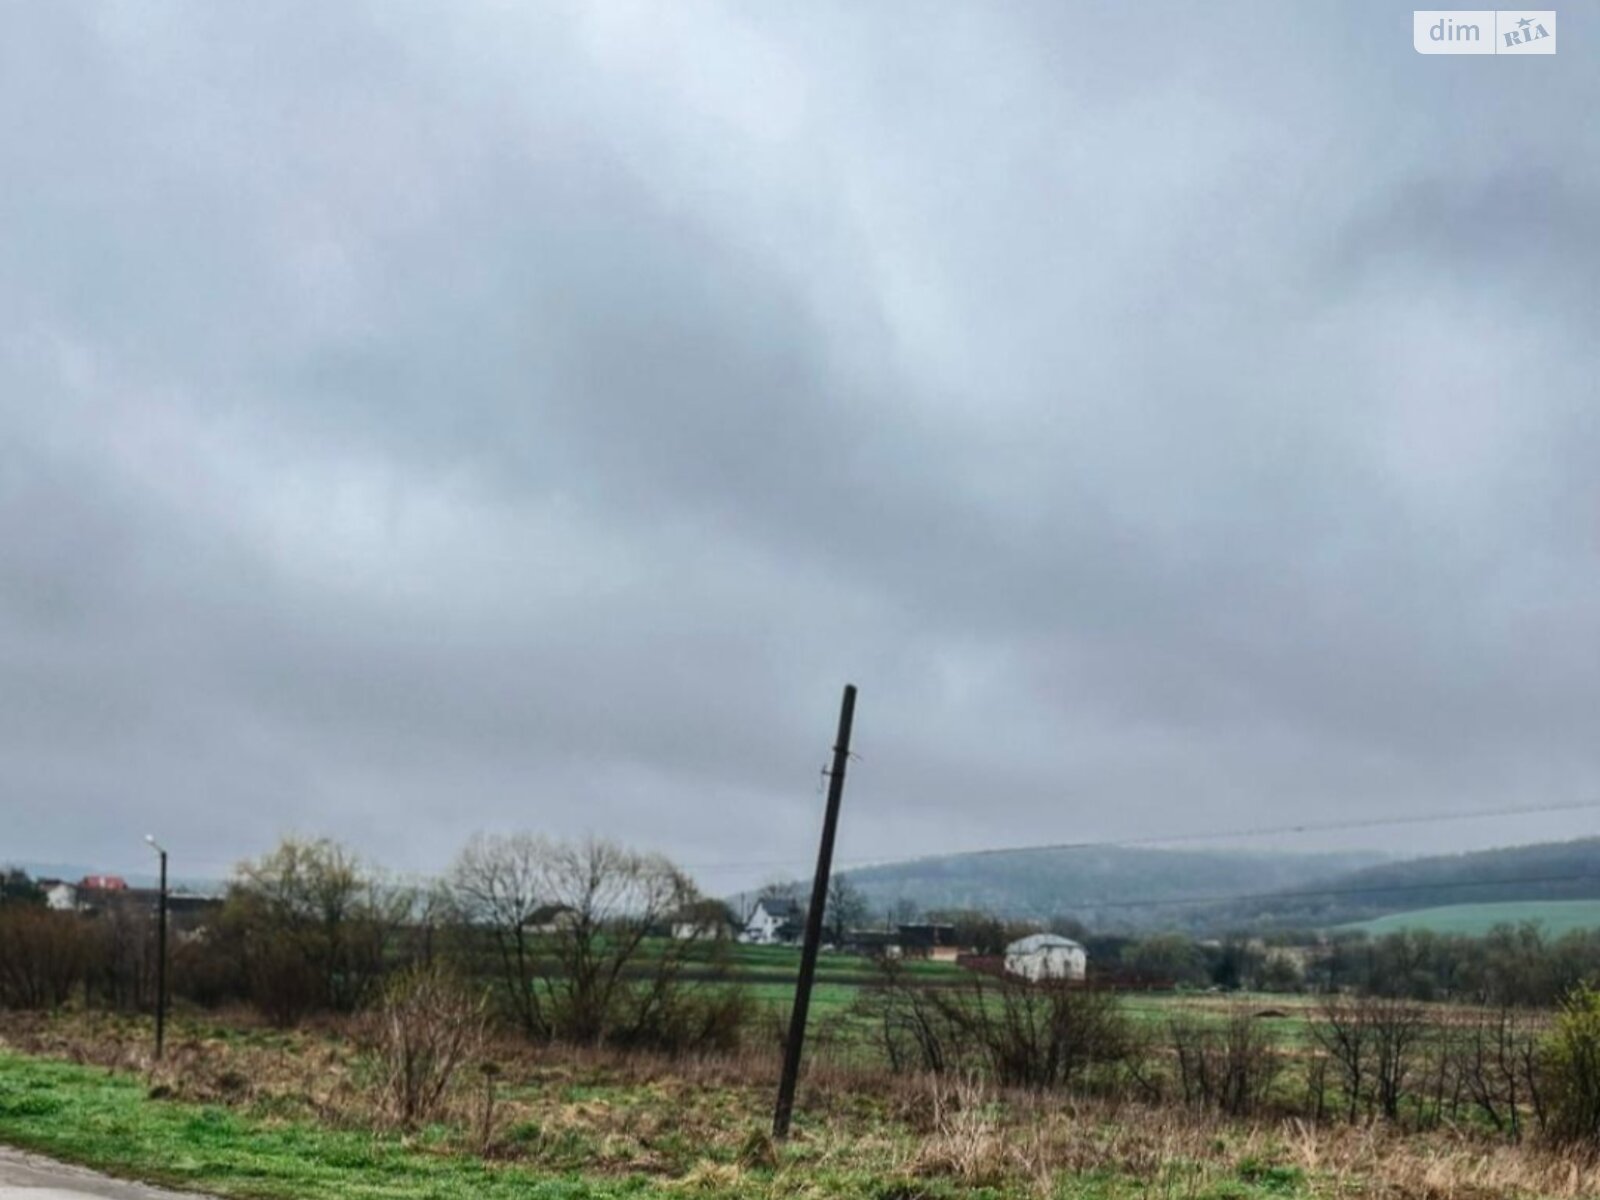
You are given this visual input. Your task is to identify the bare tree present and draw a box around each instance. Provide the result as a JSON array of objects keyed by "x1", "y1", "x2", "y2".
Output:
[
  {"x1": 1311, "y1": 995, "x2": 1430, "y2": 1124},
  {"x1": 398, "y1": 878, "x2": 458, "y2": 970},
  {"x1": 453, "y1": 833, "x2": 710, "y2": 1046},
  {"x1": 891, "y1": 896, "x2": 921, "y2": 926},
  {"x1": 857, "y1": 957, "x2": 961, "y2": 1074},
  {"x1": 1370, "y1": 997, "x2": 1429, "y2": 1122},
  {"x1": 758, "y1": 878, "x2": 803, "y2": 903},
  {"x1": 1455, "y1": 1006, "x2": 1542, "y2": 1140},
  {"x1": 539, "y1": 837, "x2": 694, "y2": 1044},
  {"x1": 450, "y1": 832, "x2": 552, "y2": 1036},
  {"x1": 1312, "y1": 998, "x2": 1373, "y2": 1124},
  {"x1": 825, "y1": 875, "x2": 868, "y2": 944}
]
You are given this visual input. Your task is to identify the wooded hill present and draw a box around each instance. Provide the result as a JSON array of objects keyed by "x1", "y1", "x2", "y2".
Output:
[
  {"x1": 839, "y1": 845, "x2": 1381, "y2": 933},
  {"x1": 1204, "y1": 837, "x2": 1600, "y2": 932},
  {"x1": 841, "y1": 837, "x2": 1600, "y2": 935}
]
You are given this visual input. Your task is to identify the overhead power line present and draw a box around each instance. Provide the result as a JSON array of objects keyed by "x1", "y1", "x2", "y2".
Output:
[
  {"x1": 36, "y1": 798, "x2": 1597, "y2": 889},
  {"x1": 681, "y1": 797, "x2": 1600, "y2": 876}
]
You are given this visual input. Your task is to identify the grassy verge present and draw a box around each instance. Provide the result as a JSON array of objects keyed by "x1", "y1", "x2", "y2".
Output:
[
  {"x1": 0, "y1": 1010, "x2": 1585, "y2": 1199},
  {"x1": 0, "y1": 1014, "x2": 1319, "y2": 1200},
  {"x1": 0, "y1": 1045, "x2": 1322, "y2": 1200},
  {"x1": 0, "y1": 1051, "x2": 628, "y2": 1199}
]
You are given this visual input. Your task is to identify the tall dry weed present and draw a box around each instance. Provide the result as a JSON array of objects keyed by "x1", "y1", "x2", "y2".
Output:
[{"x1": 366, "y1": 964, "x2": 487, "y2": 1128}]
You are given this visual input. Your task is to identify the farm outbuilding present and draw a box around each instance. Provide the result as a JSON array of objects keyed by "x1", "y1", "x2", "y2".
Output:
[{"x1": 1004, "y1": 933, "x2": 1087, "y2": 982}]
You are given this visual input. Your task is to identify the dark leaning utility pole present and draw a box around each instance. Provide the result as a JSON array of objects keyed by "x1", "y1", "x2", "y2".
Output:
[
  {"x1": 773, "y1": 683, "x2": 857, "y2": 1140},
  {"x1": 145, "y1": 835, "x2": 168, "y2": 1062}
]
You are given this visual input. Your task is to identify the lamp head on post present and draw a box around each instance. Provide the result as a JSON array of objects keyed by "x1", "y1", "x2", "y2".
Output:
[{"x1": 145, "y1": 834, "x2": 165, "y2": 856}]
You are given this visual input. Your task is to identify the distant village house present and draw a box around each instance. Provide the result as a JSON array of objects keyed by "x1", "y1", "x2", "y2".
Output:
[
  {"x1": 840, "y1": 929, "x2": 901, "y2": 958},
  {"x1": 740, "y1": 897, "x2": 803, "y2": 945},
  {"x1": 669, "y1": 899, "x2": 736, "y2": 941},
  {"x1": 896, "y1": 923, "x2": 960, "y2": 961},
  {"x1": 39, "y1": 879, "x2": 78, "y2": 911},
  {"x1": 1004, "y1": 933, "x2": 1087, "y2": 982},
  {"x1": 841, "y1": 924, "x2": 966, "y2": 961}
]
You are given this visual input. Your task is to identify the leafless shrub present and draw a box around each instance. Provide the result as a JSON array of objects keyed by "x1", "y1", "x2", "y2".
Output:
[
  {"x1": 0, "y1": 908, "x2": 93, "y2": 1009},
  {"x1": 856, "y1": 958, "x2": 960, "y2": 1074},
  {"x1": 931, "y1": 976, "x2": 1137, "y2": 1092},
  {"x1": 608, "y1": 977, "x2": 754, "y2": 1056},
  {"x1": 1168, "y1": 1008, "x2": 1281, "y2": 1117},
  {"x1": 1311, "y1": 994, "x2": 1431, "y2": 1124},
  {"x1": 368, "y1": 964, "x2": 487, "y2": 1128},
  {"x1": 1453, "y1": 1006, "x2": 1544, "y2": 1140}
]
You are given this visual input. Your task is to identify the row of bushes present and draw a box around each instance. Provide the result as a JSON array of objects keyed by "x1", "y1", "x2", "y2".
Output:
[{"x1": 859, "y1": 964, "x2": 1600, "y2": 1148}]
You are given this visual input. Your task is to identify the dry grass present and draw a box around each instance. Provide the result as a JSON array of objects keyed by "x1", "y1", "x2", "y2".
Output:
[{"x1": 3, "y1": 1009, "x2": 1599, "y2": 1197}]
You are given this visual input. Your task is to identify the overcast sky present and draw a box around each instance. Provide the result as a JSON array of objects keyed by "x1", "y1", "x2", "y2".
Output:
[{"x1": 2, "y1": 2, "x2": 1596, "y2": 891}]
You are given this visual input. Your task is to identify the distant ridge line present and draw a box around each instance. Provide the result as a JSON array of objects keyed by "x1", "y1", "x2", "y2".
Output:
[
  {"x1": 685, "y1": 798, "x2": 1600, "y2": 876},
  {"x1": 859, "y1": 799, "x2": 1600, "y2": 868}
]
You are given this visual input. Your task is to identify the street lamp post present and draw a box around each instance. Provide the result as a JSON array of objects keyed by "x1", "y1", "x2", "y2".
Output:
[{"x1": 145, "y1": 836, "x2": 168, "y2": 1062}]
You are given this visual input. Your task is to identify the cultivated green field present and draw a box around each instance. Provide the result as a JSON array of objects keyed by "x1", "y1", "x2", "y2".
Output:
[
  {"x1": 682, "y1": 943, "x2": 1322, "y2": 1051},
  {"x1": 1343, "y1": 900, "x2": 1600, "y2": 939}
]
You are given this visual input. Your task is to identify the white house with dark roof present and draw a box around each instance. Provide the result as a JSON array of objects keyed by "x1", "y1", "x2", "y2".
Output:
[{"x1": 740, "y1": 896, "x2": 804, "y2": 945}]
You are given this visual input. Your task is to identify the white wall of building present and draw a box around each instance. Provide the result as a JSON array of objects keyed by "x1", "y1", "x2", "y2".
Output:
[{"x1": 1003, "y1": 938, "x2": 1087, "y2": 981}]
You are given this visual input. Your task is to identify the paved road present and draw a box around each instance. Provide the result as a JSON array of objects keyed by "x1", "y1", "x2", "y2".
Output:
[{"x1": 0, "y1": 1148, "x2": 213, "y2": 1200}]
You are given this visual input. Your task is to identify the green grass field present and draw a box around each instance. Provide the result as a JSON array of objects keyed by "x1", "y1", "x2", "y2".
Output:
[
  {"x1": 0, "y1": 1039, "x2": 1333, "y2": 1199},
  {"x1": 1343, "y1": 900, "x2": 1600, "y2": 939},
  {"x1": 689, "y1": 943, "x2": 1323, "y2": 1054},
  {"x1": 0, "y1": 1052, "x2": 623, "y2": 1200}
]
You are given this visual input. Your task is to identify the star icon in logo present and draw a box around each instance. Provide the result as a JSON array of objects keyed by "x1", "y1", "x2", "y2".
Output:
[{"x1": 1517, "y1": 15, "x2": 1533, "y2": 27}]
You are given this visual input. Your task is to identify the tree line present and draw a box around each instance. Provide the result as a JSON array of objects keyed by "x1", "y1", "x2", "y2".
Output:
[
  {"x1": 1092, "y1": 924, "x2": 1600, "y2": 1008},
  {"x1": 848, "y1": 902, "x2": 1600, "y2": 1008},
  {"x1": 0, "y1": 835, "x2": 750, "y2": 1053}
]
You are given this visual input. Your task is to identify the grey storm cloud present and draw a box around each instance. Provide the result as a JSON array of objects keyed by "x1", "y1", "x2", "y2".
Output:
[{"x1": 2, "y1": 1, "x2": 1597, "y2": 890}]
